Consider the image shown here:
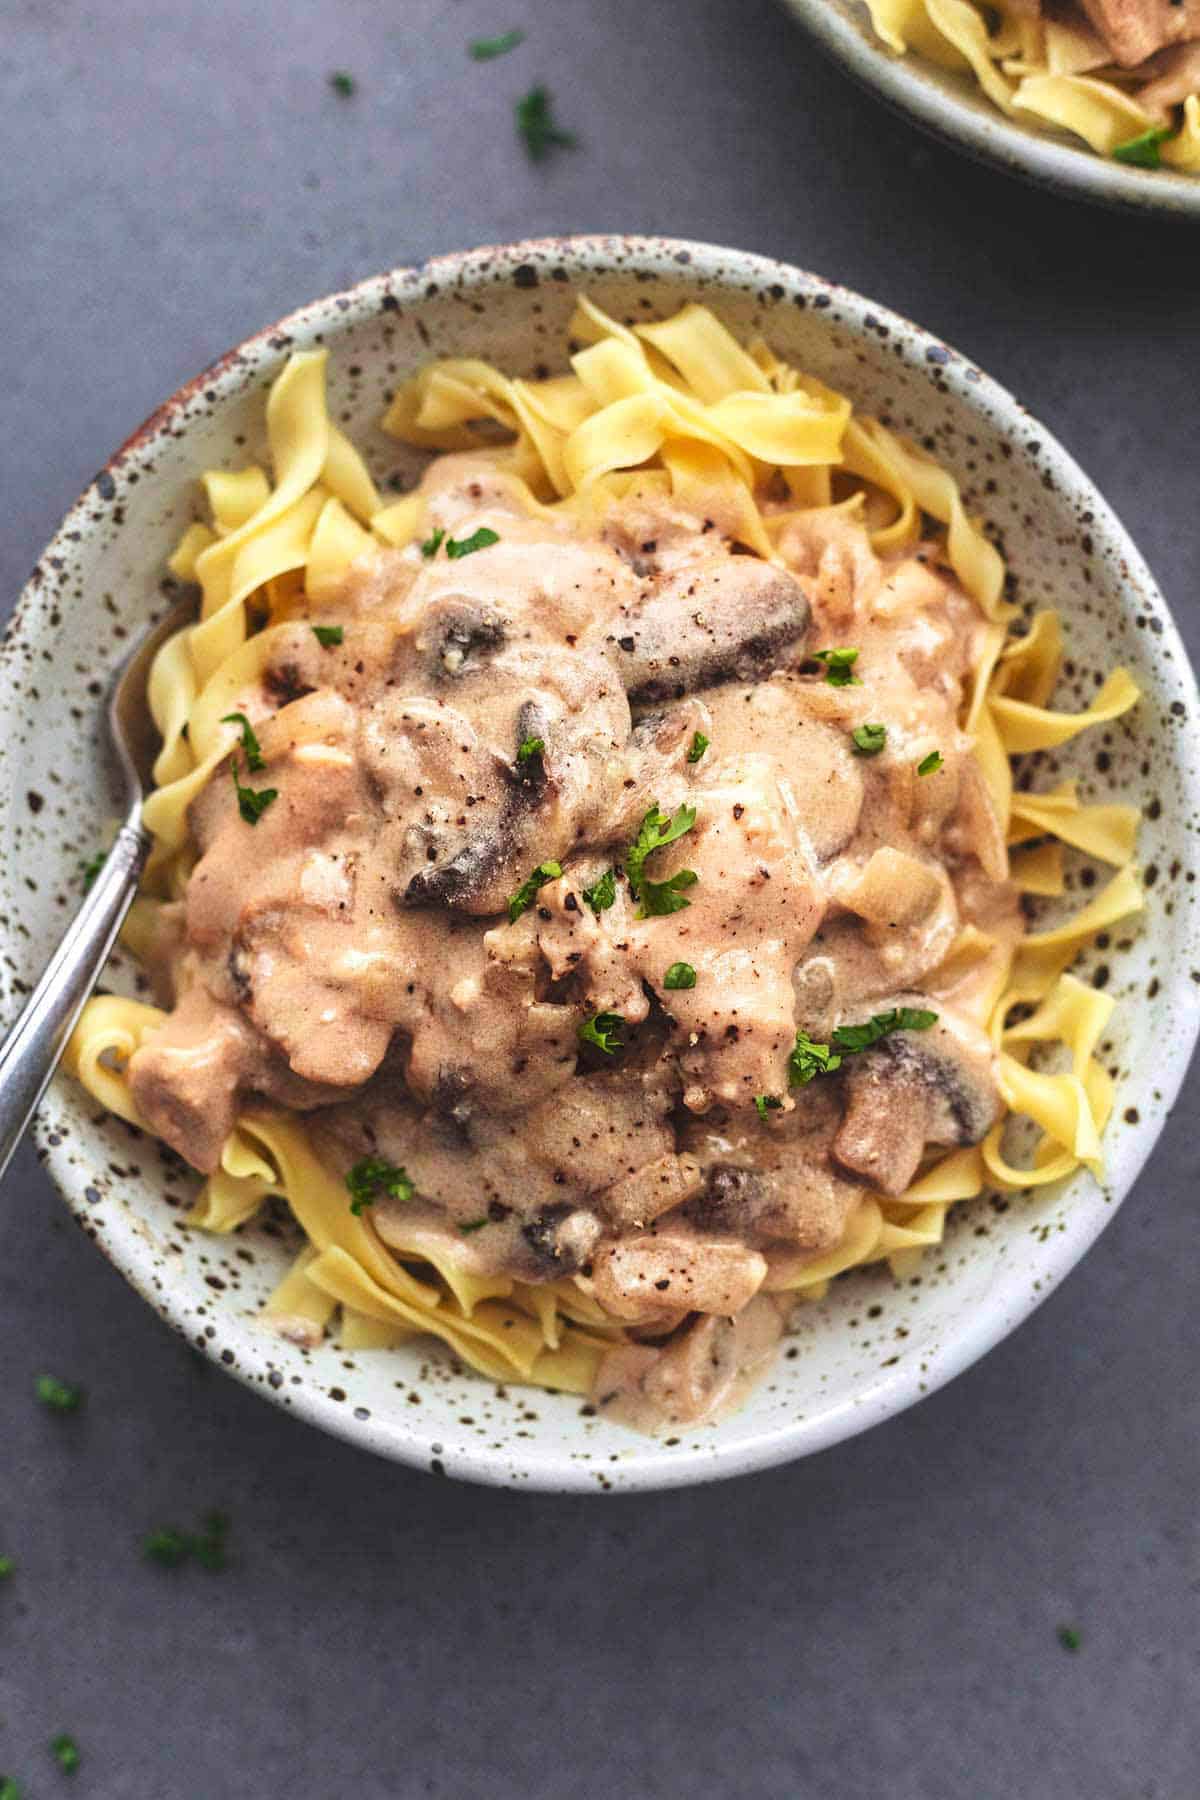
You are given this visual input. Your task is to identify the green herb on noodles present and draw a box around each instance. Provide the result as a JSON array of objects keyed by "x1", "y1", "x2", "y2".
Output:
[
  {"x1": 811, "y1": 647, "x2": 861, "y2": 688},
  {"x1": 230, "y1": 758, "x2": 278, "y2": 825},
  {"x1": 312, "y1": 624, "x2": 344, "y2": 647},
  {"x1": 663, "y1": 962, "x2": 697, "y2": 991},
  {"x1": 221, "y1": 711, "x2": 265, "y2": 771},
  {"x1": 582, "y1": 868, "x2": 616, "y2": 915},
  {"x1": 1112, "y1": 126, "x2": 1171, "y2": 168},
  {"x1": 831, "y1": 1007, "x2": 938, "y2": 1054},
  {"x1": 507, "y1": 859, "x2": 563, "y2": 923},
  {"x1": 578, "y1": 1012, "x2": 625, "y2": 1055},
  {"x1": 917, "y1": 750, "x2": 943, "y2": 777},
  {"x1": 346, "y1": 1157, "x2": 415, "y2": 1215},
  {"x1": 851, "y1": 722, "x2": 886, "y2": 756},
  {"x1": 420, "y1": 526, "x2": 446, "y2": 559},
  {"x1": 445, "y1": 526, "x2": 500, "y2": 560},
  {"x1": 687, "y1": 731, "x2": 709, "y2": 763}
]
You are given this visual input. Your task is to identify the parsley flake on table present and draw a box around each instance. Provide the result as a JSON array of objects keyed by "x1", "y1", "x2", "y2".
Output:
[
  {"x1": 578, "y1": 1012, "x2": 625, "y2": 1055},
  {"x1": 0, "y1": 1555, "x2": 13, "y2": 1580},
  {"x1": 221, "y1": 711, "x2": 265, "y2": 771},
  {"x1": 0, "y1": 1776, "x2": 18, "y2": 1799},
  {"x1": 663, "y1": 961, "x2": 697, "y2": 991},
  {"x1": 917, "y1": 750, "x2": 943, "y2": 777},
  {"x1": 1057, "y1": 1624, "x2": 1082, "y2": 1652},
  {"x1": 851, "y1": 722, "x2": 886, "y2": 756},
  {"x1": 230, "y1": 758, "x2": 278, "y2": 825},
  {"x1": 346, "y1": 1157, "x2": 414, "y2": 1215},
  {"x1": 420, "y1": 526, "x2": 446, "y2": 559},
  {"x1": 687, "y1": 730, "x2": 709, "y2": 763},
  {"x1": 50, "y1": 1735, "x2": 81, "y2": 1776},
  {"x1": 312, "y1": 624, "x2": 344, "y2": 647},
  {"x1": 625, "y1": 802, "x2": 697, "y2": 919},
  {"x1": 35, "y1": 1374, "x2": 82, "y2": 1413},
  {"x1": 328, "y1": 71, "x2": 356, "y2": 98},
  {"x1": 507, "y1": 859, "x2": 563, "y2": 923},
  {"x1": 144, "y1": 1510, "x2": 230, "y2": 1572},
  {"x1": 581, "y1": 868, "x2": 616, "y2": 915},
  {"x1": 811, "y1": 647, "x2": 861, "y2": 688},
  {"x1": 469, "y1": 28, "x2": 525, "y2": 59},
  {"x1": 515, "y1": 85, "x2": 576, "y2": 162},
  {"x1": 831, "y1": 1007, "x2": 937, "y2": 1054},
  {"x1": 445, "y1": 526, "x2": 499, "y2": 559}
]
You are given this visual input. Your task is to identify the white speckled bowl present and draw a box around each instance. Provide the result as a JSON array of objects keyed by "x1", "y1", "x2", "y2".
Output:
[
  {"x1": 6, "y1": 237, "x2": 1198, "y2": 1491},
  {"x1": 780, "y1": 0, "x2": 1200, "y2": 217}
]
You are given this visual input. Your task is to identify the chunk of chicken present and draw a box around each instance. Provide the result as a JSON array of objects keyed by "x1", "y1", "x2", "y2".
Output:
[{"x1": 1076, "y1": 0, "x2": 1200, "y2": 67}]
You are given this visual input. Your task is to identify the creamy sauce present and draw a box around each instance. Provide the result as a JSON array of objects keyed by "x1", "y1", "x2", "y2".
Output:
[{"x1": 130, "y1": 455, "x2": 1019, "y2": 1430}]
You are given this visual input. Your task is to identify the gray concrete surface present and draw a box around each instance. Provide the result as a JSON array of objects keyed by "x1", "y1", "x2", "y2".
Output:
[{"x1": 1, "y1": 2, "x2": 1198, "y2": 1795}]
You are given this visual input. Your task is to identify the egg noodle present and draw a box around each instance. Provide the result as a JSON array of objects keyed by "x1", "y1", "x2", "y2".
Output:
[
  {"x1": 64, "y1": 298, "x2": 1141, "y2": 1395},
  {"x1": 860, "y1": 0, "x2": 1200, "y2": 168}
]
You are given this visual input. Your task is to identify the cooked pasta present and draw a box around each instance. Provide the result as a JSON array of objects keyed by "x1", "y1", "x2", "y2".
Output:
[
  {"x1": 63, "y1": 299, "x2": 1141, "y2": 1430},
  {"x1": 859, "y1": 0, "x2": 1200, "y2": 171}
]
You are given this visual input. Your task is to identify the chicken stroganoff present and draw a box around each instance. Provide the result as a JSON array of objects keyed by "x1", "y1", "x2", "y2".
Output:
[
  {"x1": 859, "y1": 0, "x2": 1200, "y2": 170},
  {"x1": 66, "y1": 299, "x2": 1142, "y2": 1431}
]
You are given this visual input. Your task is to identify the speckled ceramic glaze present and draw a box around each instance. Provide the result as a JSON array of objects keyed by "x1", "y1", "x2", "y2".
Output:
[
  {"x1": 6, "y1": 237, "x2": 1198, "y2": 1491},
  {"x1": 781, "y1": 0, "x2": 1200, "y2": 217}
]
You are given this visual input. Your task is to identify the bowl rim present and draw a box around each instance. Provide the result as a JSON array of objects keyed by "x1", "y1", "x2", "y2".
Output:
[
  {"x1": 13, "y1": 232, "x2": 1200, "y2": 1491},
  {"x1": 779, "y1": 0, "x2": 1200, "y2": 218}
]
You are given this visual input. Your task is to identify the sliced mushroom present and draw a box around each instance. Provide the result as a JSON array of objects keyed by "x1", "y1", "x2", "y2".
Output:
[
  {"x1": 413, "y1": 595, "x2": 507, "y2": 681},
  {"x1": 833, "y1": 1001, "x2": 1000, "y2": 1197},
  {"x1": 520, "y1": 1202, "x2": 603, "y2": 1276},
  {"x1": 609, "y1": 557, "x2": 811, "y2": 704}
]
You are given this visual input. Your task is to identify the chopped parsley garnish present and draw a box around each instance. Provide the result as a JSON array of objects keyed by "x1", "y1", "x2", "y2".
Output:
[
  {"x1": 469, "y1": 28, "x2": 525, "y2": 58},
  {"x1": 35, "y1": 1374, "x2": 82, "y2": 1413},
  {"x1": 917, "y1": 750, "x2": 943, "y2": 777},
  {"x1": 459, "y1": 1217, "x2": 490, "y2": 1234},
  {"x1": 517, "y1": 735, "x2": 545, "y2": 765},
  {"x1": 515, "y1": 84, "x2": 576, "y2": 161},
  {"x1": 754, "y1": 1094, "x2": 783, "y2": 1120},
  {"x1": 851, "y1": 722, "x2": 886, "y2": 756},
  {"x1": 831, "y1": 1007, "x2": 938, "y2": 1054},
  {"x1": 1057, "y1": 1624, "x2": 1082, "y2": 1652},
  {"x1": 445, "y1": 526, "x2": 500, "y2": 560},
  {"x1": 81, "y1": 849, "x2": 107, "y2": 891},
  {"x1": 221, "y1": 711, "x2": 265, "y2": 771},
  {"x1": 144, "y1": 1511, "x2": 229, "y2": 1571},
  {"x1": 420, "y1": 526, "x2": 446, "y2": 559},
  {"x1": 582, "y1": 868, "x2": 616, "y2": 915},
  {"x1": 640, "y1": 868, "x2": 698, "y2": 917},
  {"x1": 687, "y1": 730, "x2": 710, "y2": 763},
  {"x1": 50, "y1": 1736, "x2": 81, "y2": 1775},
  {"x1": 0, "y1": 1555, "x2": 13, "y2": 1580},
  {"x1": 578, "y1": 1012, "x2": 625, "y2": 1056},
  {"x1": 346, "y1": 1157, "x2": 414, "y2": 1215},
  {"x1": 507, "y1": 859, "x2": 563, "y2": 923},
  {"x1": 230, "y1": 758, "x2": 278, "y2": 826},
  {"x1": 0, "y1": 1778, "x2": 17, "y2": 1799},
  {"x1": 1112, "y1": 126, "x2": 1171, "y2": 168},
  {"x1": 328, "y1": 70, "x2": 356, "y2": 97},
  {"x1": 812, "y1": 647, "x2": 861, "y2": 688},
  {"x1": 788, "y1": 1031, "x2": 842, "y2": 1087},
  {"x1": 312, "y1": 624, "x2": 344, "y2": 647},
  {"x1": 626, "y1": 802, "x2": 698, "y2": 919},
  {"x1": 663, "y1": 961, "x2": 697, "y2": 991}
]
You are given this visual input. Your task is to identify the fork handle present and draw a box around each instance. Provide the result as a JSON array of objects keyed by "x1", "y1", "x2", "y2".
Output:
[{"x1": 0, "y1": 813, "x2": 150, "y2": 1180}]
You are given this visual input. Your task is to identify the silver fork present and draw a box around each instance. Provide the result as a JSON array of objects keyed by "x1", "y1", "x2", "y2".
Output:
[{"x1": 0, "y1": 591, "x2": 195, "y2": 1179}]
